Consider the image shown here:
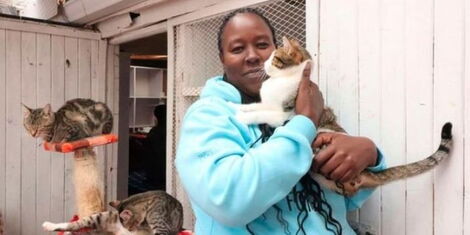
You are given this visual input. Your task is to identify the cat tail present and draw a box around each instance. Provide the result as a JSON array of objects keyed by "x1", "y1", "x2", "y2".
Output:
[{"x1": 361, "y1": 122, "x2": 453, "y2": 188}]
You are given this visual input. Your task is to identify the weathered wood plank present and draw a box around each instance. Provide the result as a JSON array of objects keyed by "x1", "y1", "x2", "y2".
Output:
[
  {"x1": 50, "y1": 35, "x2": 66, "y2": 223},
  {"x1": 64, "y1": 37, "x2": 79, "y2": 220},
  {"x1": 380, "y1": 0, "x2": 406, "y2": 234},
  {"x1": 106, "y1": 44, "x2": 116, "y2": 200},
  {"x1": 356, "y1": 0, "x2": 382, "y2": 233},
  {"x1": 464, "y1": 0, "x2": 470, "y2": 232},
  {"x1": 404, "y1": 0, "x2": 434, "y2": 234},
  {"x1": 20, "y1": 31, "x2": 37, "y2": 235},
  {"x1": 0, "y1": 29, "x2": 5, "y2": 225},
  {"x1": 5, "y1": 29, "x2": 22, "y2": 235},
  {"x1": 35, "y1": 33, "x2": 52, "y2": 234},
  {"x1": 78, "y1": 39, "x2": 91, "y2": 98},
  {"x1": 433, "y1": 0, "x2": 465, "y2": 233}
]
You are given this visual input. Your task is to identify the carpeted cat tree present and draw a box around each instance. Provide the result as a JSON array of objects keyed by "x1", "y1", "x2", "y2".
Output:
[
  {"x1": 44, "y1": 134, "x2": 118, "y2": 218},
  {"x1": 44, "y1": 135, "x2": 194, "y2": 235}
]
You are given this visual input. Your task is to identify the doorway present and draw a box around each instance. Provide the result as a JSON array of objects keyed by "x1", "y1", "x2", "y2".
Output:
[{"x1": 120, "y1": 33, "x2": 168, "y2": 196}]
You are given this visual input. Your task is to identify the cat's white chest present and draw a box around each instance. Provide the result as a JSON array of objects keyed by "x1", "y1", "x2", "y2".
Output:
[{"x1": 260, "y1": 75, "x2": 300, "y2": 105}]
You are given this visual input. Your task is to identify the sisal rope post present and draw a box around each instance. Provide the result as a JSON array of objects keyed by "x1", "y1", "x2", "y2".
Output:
[{"x1": 44, "y1": 134, "x2": 118, "y2": 218}]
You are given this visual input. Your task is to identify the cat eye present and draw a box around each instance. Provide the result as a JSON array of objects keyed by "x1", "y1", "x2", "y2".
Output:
[{"x1": 274, "y1": 56, "x2": 285, "y2": 64}]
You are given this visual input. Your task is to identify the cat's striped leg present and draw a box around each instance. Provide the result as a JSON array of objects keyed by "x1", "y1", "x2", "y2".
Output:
[{"x1": 42, "y1": 221, "x2": 72, "y2": 231}]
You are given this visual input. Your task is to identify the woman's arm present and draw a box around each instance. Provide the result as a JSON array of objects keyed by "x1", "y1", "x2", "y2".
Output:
[
  {"x1": 175, "y1": 98, "x2": 316, "y2": 226},
  {"x1": 312, "y1": 133, "x2": 386, "y2": 209}
]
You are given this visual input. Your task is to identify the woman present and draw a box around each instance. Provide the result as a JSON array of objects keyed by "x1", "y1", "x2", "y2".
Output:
[{"x1": 176, "y1": 8, "x2": 385, "y2": 235}]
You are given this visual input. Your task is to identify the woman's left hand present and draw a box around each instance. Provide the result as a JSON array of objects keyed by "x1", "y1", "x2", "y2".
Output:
[{"x1": 311, "y1": 133, "x2": 377, "y2": 183}]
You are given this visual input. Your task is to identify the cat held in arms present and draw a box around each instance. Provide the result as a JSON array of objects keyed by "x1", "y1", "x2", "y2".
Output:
[{"x1": 236, "y1": 36, "x2": 453, "y2": 196}]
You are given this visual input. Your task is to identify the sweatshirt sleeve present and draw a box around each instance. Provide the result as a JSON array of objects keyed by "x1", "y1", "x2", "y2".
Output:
[
  {"x1": 345, "y1": 149, "x2": 387, "y2": 210},
  {"x1": 175, "y1": 98, "x2": 316, "y2": 226}
]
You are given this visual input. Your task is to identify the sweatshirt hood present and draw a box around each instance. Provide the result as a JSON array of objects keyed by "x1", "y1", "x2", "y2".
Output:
[{"x1": 200, "y1": 76, "x2": 242, "y2": 104}]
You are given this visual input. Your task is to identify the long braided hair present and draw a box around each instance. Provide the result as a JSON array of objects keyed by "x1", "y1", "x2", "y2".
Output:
[{"x1": 218, "y1": 8, "x2": 343, "y2": 235}]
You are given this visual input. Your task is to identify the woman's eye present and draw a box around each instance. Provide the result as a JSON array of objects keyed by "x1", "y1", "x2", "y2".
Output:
[
  {"x1": 231, "y1": 46, "x2": 243, "y2": 53},
  {"x1": 257, "y1": 42, "x2": 269, "y2": 49}
]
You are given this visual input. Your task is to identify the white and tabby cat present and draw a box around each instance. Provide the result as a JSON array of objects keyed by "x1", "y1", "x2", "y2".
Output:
[
  {"x1": 236, "y1": 36, "x2": 453, "y2": 196},
  {"x1": 23, "y1": 98, "x2": 113, "y2": 143},
  {"x1": 43, "y1": 190, "x2": 184, "y2": 235}
]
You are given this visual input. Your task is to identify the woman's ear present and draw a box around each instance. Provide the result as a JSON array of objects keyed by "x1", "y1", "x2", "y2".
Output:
[{"x1": 219, "y1": 52, "x2": 225, "y2": 64}]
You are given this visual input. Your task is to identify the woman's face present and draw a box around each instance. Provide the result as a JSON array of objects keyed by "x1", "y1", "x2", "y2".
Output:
[{"x1": 220, "y1": 13, "x2": 276, "y2": 99}]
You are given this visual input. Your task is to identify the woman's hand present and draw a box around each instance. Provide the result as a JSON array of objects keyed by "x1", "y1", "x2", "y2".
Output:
[
  {"x1": 295, "y1": 62, "x2": 324, "y2": 126},
  {"x1": 312, "y1": 133, "x2": 378, "y2": 183}
]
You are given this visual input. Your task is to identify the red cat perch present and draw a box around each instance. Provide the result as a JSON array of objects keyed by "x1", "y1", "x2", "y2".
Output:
[
  {"x1": 43, "y1": 134, "x2": 118, "y2": 218},
  {"x1": 44, "y1": 134, "x2": 118, "y2": 235},
  {"x1": 43, "y1": 134, "x2": 118, "y2": 153}
]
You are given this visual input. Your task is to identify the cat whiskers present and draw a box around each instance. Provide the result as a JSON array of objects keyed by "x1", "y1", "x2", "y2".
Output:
[{"x1": 254, "y1": 69, "x2": 269, "y2": 82}]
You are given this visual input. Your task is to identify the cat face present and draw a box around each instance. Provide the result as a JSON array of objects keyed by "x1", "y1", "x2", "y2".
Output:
[
  {"x1": 109, "y1": 200, "x2": 144, "y2": 231},
  {"x1": 265, "y1": 37, "x2": 312, "y2": 77},
  {"x1": 23, "y1": 104, "x2": 55, "y2": 139}
]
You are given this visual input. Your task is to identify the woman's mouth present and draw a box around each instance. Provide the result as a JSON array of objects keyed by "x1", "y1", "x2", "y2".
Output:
[{"x1": 243, "y1": 68, "x2": 262, "y2": 76}]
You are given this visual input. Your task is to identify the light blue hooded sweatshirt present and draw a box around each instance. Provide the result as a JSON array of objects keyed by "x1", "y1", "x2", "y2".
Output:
[{"x1": 175, "y1": 76, "x2": 386, "y2": 235}]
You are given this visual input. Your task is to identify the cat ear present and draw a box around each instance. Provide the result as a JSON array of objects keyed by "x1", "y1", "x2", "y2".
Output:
[
  {"x1": 282, "y1": 36, "x2": 292, "y2": 49},
  {"x1": 290, "y1": 38, "x2": 300, "y2": 48},
  {"x1": 22, "y1": 103, "x2": 32, "y2": 113},
  {"x1": 119, "y1": 209, "x2": 133, "y2": 221},
  {"x1": 43, "y1": 104, "x2": 52, "y2": 114},
  {"x1": 109, "y1": 200, "x2": 121, "y2": 208}
]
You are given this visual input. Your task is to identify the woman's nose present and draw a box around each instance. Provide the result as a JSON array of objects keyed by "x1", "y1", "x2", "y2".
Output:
[{"x1": 245, "y1": 47, "x2": 261, "y2": 65}]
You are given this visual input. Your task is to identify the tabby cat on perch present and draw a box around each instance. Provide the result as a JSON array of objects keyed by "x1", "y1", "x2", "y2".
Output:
[
  {"x1": 23, "y1": 98, "x2": 114, "y2": 217},
  {"x1": 23, "y1": 98, "x2": 113, "y2": 143},
  {"x1": 43, "y1": 191, "x2": 184, "y2": 235},
  {"x1": 236, "y1": 36, "x2": 453, "y2": 196}
]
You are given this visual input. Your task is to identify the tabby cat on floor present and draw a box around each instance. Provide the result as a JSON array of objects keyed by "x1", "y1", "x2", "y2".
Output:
[
  {"x1": 43, "y1": 190, "x2": 184, "y2": 235},
  {"x1": 235, "y1": 36, "x2": 453, "y2": 196}
]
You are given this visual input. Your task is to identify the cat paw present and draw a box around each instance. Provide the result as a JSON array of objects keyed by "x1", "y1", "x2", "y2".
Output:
[
  {"x1": 265, "y1": 119, "x2": 285, "y2": 128},
  {"x1": 237, "y1": 104, "x2": 252, "y2": 112},
  {"x1": 42, "y1": 221, "x2": 58, "y2": 231},
  {"x1": 235, "y1": 112, "x2": 251, "y2": 125}
]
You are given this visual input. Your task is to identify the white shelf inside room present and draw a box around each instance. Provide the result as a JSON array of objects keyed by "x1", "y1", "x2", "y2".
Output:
[{"x1": 129, "y1": 66, "x2": 167, "y2": 129}]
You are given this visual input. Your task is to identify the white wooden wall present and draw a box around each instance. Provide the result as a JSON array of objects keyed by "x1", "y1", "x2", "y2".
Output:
[
  {"x1": 306, "y1": 0, "x2": 469, "y2": 234},
  {"x1": 0, "y1": 17, "x2": 119, "y2": 234}
]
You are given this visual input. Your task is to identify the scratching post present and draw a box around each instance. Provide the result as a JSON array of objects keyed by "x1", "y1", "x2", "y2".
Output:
[
  {"x1": 44, "y1": 134, "x2": 118, "y2": 218},
  {"x1": 73, "y1": 148, "x2": 104, "y2": 217}
]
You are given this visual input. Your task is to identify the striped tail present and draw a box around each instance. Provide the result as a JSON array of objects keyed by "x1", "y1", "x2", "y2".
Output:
[{"x1": 361, "y1": 122, "x2": 453, "y2": 188}]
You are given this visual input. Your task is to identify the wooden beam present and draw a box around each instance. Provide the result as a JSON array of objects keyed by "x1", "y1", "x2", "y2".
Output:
[
  {"x1": 0, "y1": 17, "x2": 100, "y2": 40},
  {"x1": 108, "y1": 21, "x2": 166, "y2": 45},
  {"x1": 130, "y1": 54, "x2": 167, "y2": 60},
  {"x1": 98, "y1": 0, "x2": 226, "y2": 38},
  {"x1": 63, "y1": 0, "x2": 147, "y2": 24}
]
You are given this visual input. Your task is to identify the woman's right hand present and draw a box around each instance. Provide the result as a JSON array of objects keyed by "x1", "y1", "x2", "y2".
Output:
[{"x1": 295, "y1": 61, "x2": 324, "y2": 127}]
